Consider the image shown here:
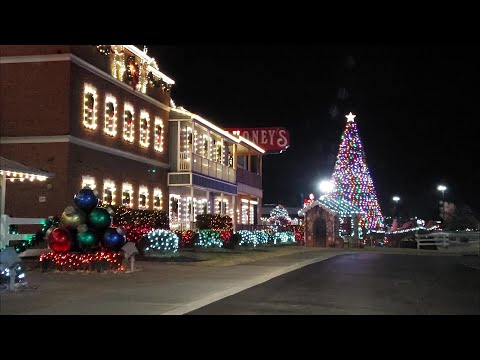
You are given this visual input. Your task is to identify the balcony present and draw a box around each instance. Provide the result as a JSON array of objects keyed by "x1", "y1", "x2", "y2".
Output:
[
  {"x1": 178, "y1": 152, "x2": 236, "y2": 183},
  {"x1": 236, "y1": 168, "x2": 262, "y2": 189}
]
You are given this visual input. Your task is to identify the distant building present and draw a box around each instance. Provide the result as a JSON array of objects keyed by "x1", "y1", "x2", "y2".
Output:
[{"x1": 168, "y1": 107, "x2": 265, "y2": 230}]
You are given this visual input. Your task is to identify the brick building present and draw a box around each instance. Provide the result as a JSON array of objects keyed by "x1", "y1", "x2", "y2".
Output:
[{"x1": 0, "y1": 45, "x2": 174, "y2": 218}]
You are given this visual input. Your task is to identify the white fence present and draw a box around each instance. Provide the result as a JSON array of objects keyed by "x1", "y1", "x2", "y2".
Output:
[
  {"x1": 0, "y1": 215, "x2": 45, "y2": 249},
  {"x1": 415, "y1": 231, "x2": 480, "y2": 250},
  {"x1": 415, "y1": 233, "x2": 449, "y2": 250}
]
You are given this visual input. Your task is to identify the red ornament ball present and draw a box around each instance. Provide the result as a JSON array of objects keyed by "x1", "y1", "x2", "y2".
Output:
[{"x1": 48, "y1": 227, "x2": 73, "y2": 253}]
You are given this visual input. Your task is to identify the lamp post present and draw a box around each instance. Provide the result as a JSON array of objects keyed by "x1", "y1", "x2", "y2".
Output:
[
  {"x1": 392, "y1": 196, "x2": 400, "y2": 219},
  {"x1": 319, "y1": 180, "x2": 334, "y2": 196},
  {"x1": 437, "y1": 185, "x2": 447, "y2": 226}
]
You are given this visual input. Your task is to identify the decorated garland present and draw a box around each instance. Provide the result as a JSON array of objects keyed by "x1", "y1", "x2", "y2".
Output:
[
  {"x1": 97, "y1": 45, "x2": 112, "y2": 56},
  {"x1": 125, "y1": 55, "x2": 140, "y2": 91}
]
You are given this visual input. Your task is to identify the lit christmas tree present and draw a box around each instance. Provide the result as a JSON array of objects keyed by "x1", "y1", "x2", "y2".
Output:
[
  {"x1": 268, "y1": 205, "x2": 291, "y2": 232},
  {"x1": 330, "y1": 112, "x2": 384, "y2": 230}
]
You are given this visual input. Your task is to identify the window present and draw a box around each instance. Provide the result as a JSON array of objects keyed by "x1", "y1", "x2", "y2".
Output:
[
  {"x1": 139, "y1": 185, "x2": 149, "y2": 209},
  {"x1": 183, "y1": 127, "x2": 192, "y2": 152},
  {"x1": 154, "y1": 118, "x2": 164, "y2": 152},
  {"x1": 104, "y1": 95, "x2": 117, "y2": 137},
  {"x1": 215, "y1": 197, "x2": 229, "y2": 216},
  {"x1": 103, "y1": 179, "x2": 116, "y2": 205},
  {"x1": 122, "y1": 182, "x2": 133, "y2": 208},
  {"x1": 123, "y1": 104, "x2": 135, "y2": 143},
  {"x1": 153, "y1": 188, "x2": 162, "y2": 210},
  {"x1": 202, "y1": 135, "x2": 209, "y2": 158},
  {"x1": 170, "y1": 195, "x2": 181, "y2": 223},
  {"x1": 139, "y1": 111, "x2": 150, "y2": 148},
  {"x1": 82, "y1": 175, "x2": 96, "y2": 190},
  {"x1": 83, "y1": 84, "x2": 97, "y2": 130}
]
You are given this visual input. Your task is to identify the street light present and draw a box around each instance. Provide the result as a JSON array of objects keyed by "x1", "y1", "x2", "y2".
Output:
[
  {"x1": 392, "y1": 196, "x2": 400, "y2": 219},
  {"x1": 437, "y1": 185, "x2": 447, "y2": 226},
  {"x1": 319, "y1": 180, "x2": 334, "y2": 194},
  {"x1": 437, "y1": 185, "x2": 447, "y2": 201}
]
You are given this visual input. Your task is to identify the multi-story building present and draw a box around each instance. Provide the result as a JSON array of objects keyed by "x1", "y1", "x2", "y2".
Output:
[
  {"x1": 0, "y1": 45, "x2": 174, "y2": 218},
  {"x1": 168, "y1": 107, "x2": 265, "y2": 230}
]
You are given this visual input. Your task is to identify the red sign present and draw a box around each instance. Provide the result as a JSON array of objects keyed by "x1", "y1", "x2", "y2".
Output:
[{"x1": 225, "y1": 127, "x2": 290, "y2": 153}]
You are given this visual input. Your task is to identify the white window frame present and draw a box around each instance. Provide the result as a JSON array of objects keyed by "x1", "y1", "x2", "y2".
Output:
[
  {"x1": 139, "y1": 185, "x2": 149, "y2": 209},
  {"x1": 103, "y1": 179, "x2": 116, "y2": 205},
  {"x1": 122, "y1": 182, "x2": 133, "y2": 208},
  {"x1": 82, "y1": 175, "x2": 96, "y2": 190},
  {"x1": 139, "y1": 110, "x2": 150, "y2": 148},
  {"x1": 104, "y1": 95, "x2": 117, "y2": 137},
  {"x1": 154, "y1": 117, "x2": 164, "y2": 152},
  {"x1": 83, "y1": 84, "x2": 98, "y2": 130},
  {"x1": 123, "y1": 103, "x2": 135, "y2": 143}
]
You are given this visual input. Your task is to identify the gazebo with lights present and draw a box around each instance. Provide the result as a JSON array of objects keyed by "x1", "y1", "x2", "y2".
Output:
[
  {"x1": 0, "y1": 156, "x2": 53, "y2": 216},
  {"x1": 298, "y1": 195, "x2": 363, "y2": 247}
]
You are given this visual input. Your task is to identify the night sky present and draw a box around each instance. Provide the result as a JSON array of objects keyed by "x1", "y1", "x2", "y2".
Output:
[{"x1": 148, "y1": 44, "x2": 479, "y2": 220}]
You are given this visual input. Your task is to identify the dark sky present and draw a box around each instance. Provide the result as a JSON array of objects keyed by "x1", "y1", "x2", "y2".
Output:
[{"x1": 148, "y1": 44, "x2": 479, "y2": 220}]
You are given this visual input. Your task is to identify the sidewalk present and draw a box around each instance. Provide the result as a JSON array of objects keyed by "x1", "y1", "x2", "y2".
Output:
[{"x1": 0, "y1": 248, "x2": 345, "y2": 315}]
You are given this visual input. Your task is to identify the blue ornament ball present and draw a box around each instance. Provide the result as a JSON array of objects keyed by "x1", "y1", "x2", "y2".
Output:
[
  {"x1": 73, "y1": 188, "x2": 99, "y2": 213},
  {"x1": 102, "y1": 228, "x2": 126, "y2": 251}
]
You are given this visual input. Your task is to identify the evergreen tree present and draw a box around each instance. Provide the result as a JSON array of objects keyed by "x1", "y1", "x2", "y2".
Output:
[{"x1": 331, "y1": 112, "x2": 384, "y2": 230}]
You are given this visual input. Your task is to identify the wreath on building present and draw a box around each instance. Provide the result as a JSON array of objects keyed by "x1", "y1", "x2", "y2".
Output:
[
  {"x1": 141, "y1": 118, "x2": 148, "y2": 130},
  {"x1": 125, "y1": 110, "x2": 133, "y2": 126},
  {"x1": 106, "y1": 102, "x2": 115, "y2": 117},
  {"x1": 85, "y1": 93, "x2": 94, "y2": 110}
]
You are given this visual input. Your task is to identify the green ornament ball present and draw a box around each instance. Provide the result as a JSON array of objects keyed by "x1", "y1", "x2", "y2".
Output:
[
  {"x1": 77, "y1": 230, "x2": 98, "y2": 251},
  {"x1": 88, "y1": 207, "x2": 112, "y2": 231}
]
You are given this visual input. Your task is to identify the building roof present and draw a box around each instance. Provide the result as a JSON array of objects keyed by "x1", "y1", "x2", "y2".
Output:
[
  {"x1": 0, "y1": 156, "x2": 54, "y2": 180},
  {"x1": 298, "y1": 196, "x2": 363, "y2": 217}
]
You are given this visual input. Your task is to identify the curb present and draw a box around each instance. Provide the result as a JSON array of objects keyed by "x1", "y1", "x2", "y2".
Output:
[{"x1": 161, "y1": 252, "x2": 344, "y2": 315}]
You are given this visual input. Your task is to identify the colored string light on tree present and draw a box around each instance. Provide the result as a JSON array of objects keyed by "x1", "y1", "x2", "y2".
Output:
[{"x1": 330, "y1": 112, "x2": 384, "y2": 230}]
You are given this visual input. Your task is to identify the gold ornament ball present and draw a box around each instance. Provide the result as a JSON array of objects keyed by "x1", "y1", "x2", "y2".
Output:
[{"x1": 60, "y1": 206, "x2": 86, "y2": 229}]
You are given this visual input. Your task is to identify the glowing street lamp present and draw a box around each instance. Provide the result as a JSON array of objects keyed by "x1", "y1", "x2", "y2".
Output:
[
  {"x1": 392, "y1": 196, "x2": 400, "y2": 218},
  {"x1": 437, "y1": 185, "x2": 447, "y2": 201},
  {"x1": 319, "y1": 180, "x2": 334, "y2": 194}
]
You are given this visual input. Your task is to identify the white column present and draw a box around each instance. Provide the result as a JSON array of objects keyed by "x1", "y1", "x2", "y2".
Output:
[
  {"x1": 232, "y1": 195, "x2": 237, "y2": 231},
  {"x1": 220, "y1": 193, "x2": 224, "y2": 215},
  {"x1": 190, "y1": 186, "x2": 194, "y2": 229},
  {"x1": 0, "y1": 171, "x2": 6, "y2": 216},
  {"x1": 177, "y1": 121, "x2": 181, "y2": 172}
]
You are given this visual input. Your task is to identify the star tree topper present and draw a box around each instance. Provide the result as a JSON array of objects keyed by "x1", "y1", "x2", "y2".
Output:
[{"x1": 346, "y1": 112, "x2": 356, "y2": 122}]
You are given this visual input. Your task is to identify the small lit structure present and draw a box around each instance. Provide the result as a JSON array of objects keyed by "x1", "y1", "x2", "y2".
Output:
[
  {"x1": 298, "y1": 196, "x2": 363, "y2": 247},
  {"x1": 0, "y1": 156, "x2": 54, "y2": 216}
]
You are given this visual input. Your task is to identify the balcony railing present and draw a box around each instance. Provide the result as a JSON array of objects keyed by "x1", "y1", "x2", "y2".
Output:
[
  {"x1": 236, "y1": 168, "x2": 262, "y2": 189},
  {"x1": 178, "y1": 152, "x2": 236, "y2": 183}
]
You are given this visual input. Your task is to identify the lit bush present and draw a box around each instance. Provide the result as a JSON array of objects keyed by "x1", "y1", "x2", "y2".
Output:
[
  {"x1": 145, "y1": 229, "x2": 179, "y2": 254},
  {"x1": 237, "y1": 230, "x2": 258, "y2": 247},
  {"x1": 254, "y1": 231, "x2": 270, "y2": 246},
  {"x1": 272, "y1": 231, "x2": 295, "y2": 244},
  {"x1": 195, "y1": 230, "x2": 223, "y2": 248},
  {"x1": 176, "y1": 230, "x2": 195, "y2": 248}
]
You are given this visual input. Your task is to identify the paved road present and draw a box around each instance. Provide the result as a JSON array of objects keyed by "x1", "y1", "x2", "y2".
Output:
[{"x1": 189, "y1": 253, "x2": 480, "y2": 314}]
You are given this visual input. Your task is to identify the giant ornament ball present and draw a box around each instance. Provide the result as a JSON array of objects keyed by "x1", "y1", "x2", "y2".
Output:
[
  {"x1": 60, "y1": 206, "x2": 86, "y2": 229},
  {"x1": 77, "y1": 230, "x2": 98, "y2": 251},
  {"x1": 102, "y1": 228, "x2": 126, "y2": 250},
  {"x1": 74, "y1": 188, "x2": 99, "y2": 213},
  {"x1": 48, "y1": 227, "x2": 73, "y2": 253},
  {"x1": 88, "y1": 207, "x2": 112, "y2": 231}
]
